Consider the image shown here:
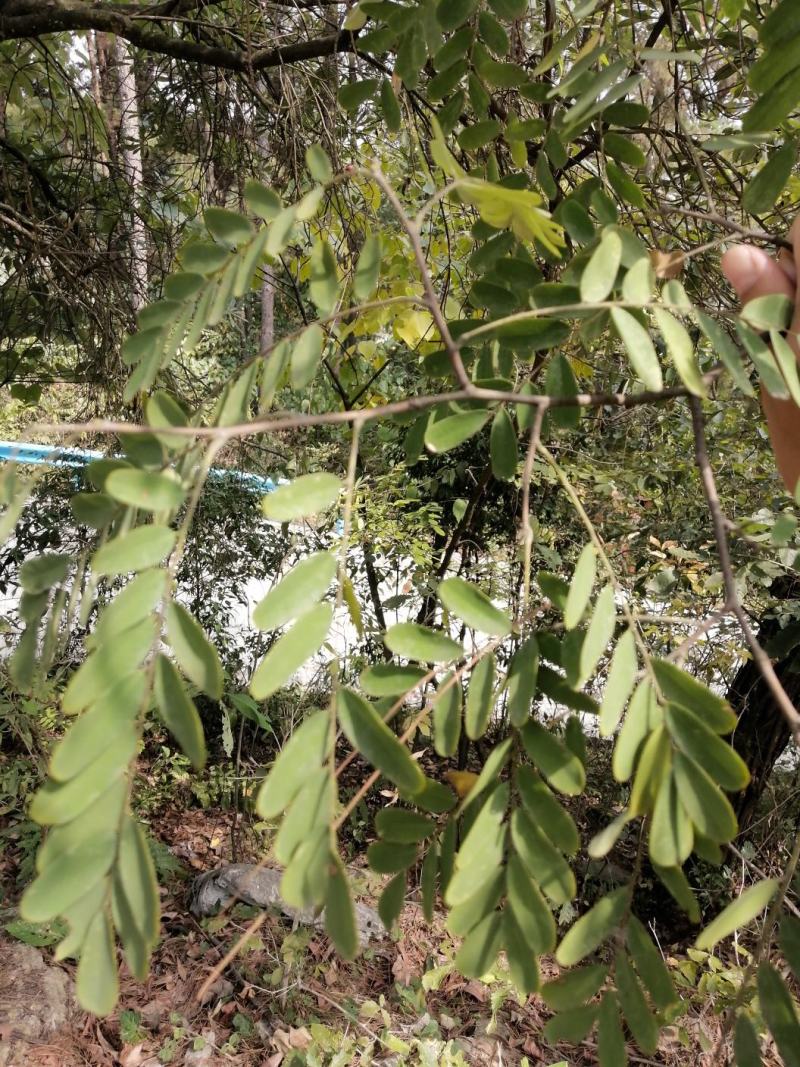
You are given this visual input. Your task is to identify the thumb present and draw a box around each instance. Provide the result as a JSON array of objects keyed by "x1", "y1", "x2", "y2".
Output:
[
  {"x1": 721, "y1": 243, "x2": 796, "y2": 309},
  {"x1": 721, "y1": 224, "x2": 800, "y2": 495},
  {"x1": 721, "y1": 223, "x2": 800, "y2": 353}
]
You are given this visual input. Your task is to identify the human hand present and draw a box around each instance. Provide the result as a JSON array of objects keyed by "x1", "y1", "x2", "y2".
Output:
[{"x1": 721, "y1": 219, "x2": 800, "y2": 494}]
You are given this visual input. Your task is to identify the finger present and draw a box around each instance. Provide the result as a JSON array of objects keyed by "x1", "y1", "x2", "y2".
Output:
[
  {"x1": 777, "y1": 248, "x2": 796, "y2": 287},
  {"x1": 723, "y1": 233, "x2": 800, "y2": 494},
  {"x1": 721, "y1": 244, "x2": 796, "y2": 305},
  {"x1": 791, "y1": 217, "x2": 800, "y2": 337}
]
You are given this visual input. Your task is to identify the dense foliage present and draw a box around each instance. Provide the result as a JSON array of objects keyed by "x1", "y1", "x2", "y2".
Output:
[{"x1": 2, "y1": 0, "x2": 800, "y2": 1062}]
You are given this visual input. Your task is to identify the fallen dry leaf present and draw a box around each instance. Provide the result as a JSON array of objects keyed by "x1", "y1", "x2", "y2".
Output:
[
  {"x1": 119, "y1": 1044, "x2": 146, "y2": 1067},
  {"x1": 391, "y1": 951, "x2": 416, "y2": 986},
  {"x1": 649, "y1": 248, "x2": 685, "y2": 279},
  {"x1": 272, "y1": 1026, "x2": 313, "y2": 1053}
]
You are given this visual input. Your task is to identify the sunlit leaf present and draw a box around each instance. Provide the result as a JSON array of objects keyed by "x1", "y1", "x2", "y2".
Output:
[
  {"x1": 384, "y1": 622, "x2": 463, "y2": 663},
  {"x1": 93, "y1": 525, "x2": 176, "y2": 576},
  {"x1": 564, "y1": 544, "x2": 597, "y2": 629},
  {"x1": 695, "y1": 879, "x2": 779, "y2": 950},
  {"x1": 261, "y1": 473, "x2": 341, "y2": 521},
  {"x1": 165, "y1": 602, "x2": 222, "y2": 699},
  {"x1": 521, "y1": 721, "x2": 586, "y2": 796},
  {"x1": 252, "y1": 551, "x2": 337, "y2": 631},
  {"x1": 556, "y1": 886, "x2": 628, "y2": 966},
  {"x1": 250, "y1": 603, "x2": 332, "y2": 699},
  {"x1": 581, "y1": 229, "x2": 622, "y2": 303},
  {"x1": 438, "y1": 576, "x2": 512, "y2": 636},
  {"x1": 464, "y1": 653, "x2": 496, "y2": 740}
]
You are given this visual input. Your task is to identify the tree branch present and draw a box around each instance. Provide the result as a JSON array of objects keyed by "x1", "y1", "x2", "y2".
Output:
[{"x1": 0, "y1": 2, "x2": 359, "y2": 72}]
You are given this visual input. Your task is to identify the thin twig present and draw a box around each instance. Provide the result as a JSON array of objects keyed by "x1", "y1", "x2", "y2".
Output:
[
  {"x1": 36, "y1": 373, "x2": 721, "y2": 443},
  {"x1": 369, "y1": 167, "x2": 472, "y2": 390},
  {"x1": 689, "y1": 397, "x2": 800, "y2": 744}
]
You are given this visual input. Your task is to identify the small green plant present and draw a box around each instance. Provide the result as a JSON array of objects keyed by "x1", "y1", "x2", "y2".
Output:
[{"x1": 119, "y1": 1009, "x2": 146, "y2": 1045}]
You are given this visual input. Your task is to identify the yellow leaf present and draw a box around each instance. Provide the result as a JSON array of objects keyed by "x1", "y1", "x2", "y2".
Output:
[
  {"x1": 457, "y1": 180, "x2": 565, "y2": 255},
  {"x1": 394, "y1": 309, "x2": 435, "y2": 348},
  {"x1": 444, "y1": 769, "x2": 480, "y2": 798}
]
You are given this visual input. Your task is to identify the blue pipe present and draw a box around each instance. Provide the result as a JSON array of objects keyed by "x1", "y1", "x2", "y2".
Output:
[{"x1": 0, "y1": 439, "x2": 278, "y2": 495}]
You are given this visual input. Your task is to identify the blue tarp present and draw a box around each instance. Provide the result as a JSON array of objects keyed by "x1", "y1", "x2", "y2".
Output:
[{"x1": 0, "y1": 439, "x2": 278, "y2": 494}]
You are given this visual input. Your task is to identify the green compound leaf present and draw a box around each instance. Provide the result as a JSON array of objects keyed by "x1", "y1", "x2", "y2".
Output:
[
  {"x1": 93, "y1": 525, "x2": 176, "y2": 577},
  {"x1": 454, "y1": 911, "x2": 503, "y2": 979},
  {"x1": 597, "y1": 991, "x2": 627, "y2": 1067},
  {"x1": 385, "y1": 622, "x2": 463, "y2": 663},
  {"x1": 105, "y1": 469, "x2": 186, "y2": 512},
  {"x1": 672, "y1": 751, "x2": 738, "y2": 843},
  {"x1": 627, "y1": 915, "x2": 678, "y2": 1011},
  {"x1": 20, "y1": 833, "x2": 115, "y2": 923},
  {"x1": 165, "y1": 601, "x2": 223, "y2": 700},
  {"x1": 666, "y1": 702, "x2": 750, "y2": 791},
  {"x1": 354, "y1": 234, "x2": 382, "y2": 300},
  {"x1": 516, "y1": 765, "x2": 579, "y2": 855},
  {"x1": 503, "y1": 908, "x2": 541, "y2": 995},
  {"x1": 556, "y1": 886, "x2": 629, "y2": 966},
  {"x1": 611, "y1": 307, "x2": 663, "y2": 391},
  {"x1": 734, "y1": 1013, "x2": 763, "y2": 1067},
  {"x1": 653, "y1": 307, "x2": 706, "y2": 397},
  {"x1": 520, "y1": 720, "x2": 586, "y2": 796},
  {"x1": 615, "y1": 950, "x2": 658, "y2": 1054},
  {"x1": 76, "y1": 910, "x2": 118, "y2": 1016},
  {"x1": 599, "y1": 628, "x2": 637, "y2": 736},
  {"x1": 290, "y1": 324, "x2": 325, "y2": 391},
  {"x1": 337, "y1": 687, "x2": 425, "y2": 795},
  {"x1": 326, "y1": 854, "x2": 359, "y2": 960},
  {"x1": 256, "y1": 709, "x2": 329, "y2": 818},
  {"x1": 153, "y1": 653, "x2": 207, "y2": 770},
  {"x1": 360, "y1": 663, "x2": 428, "y2": 697},
  {"x1": 490, "y1": 406, "x2": 518, "y2": 481},
  {"x1": 650, "y1": 657, "x2": 736, "y2": 733},
  {"x1": 376, "y1": 808, "x2": 435, "y2": 843},
  {"x1": 250, "y1": 603, "x2": 332, "y2": 700},
  {"x1": 89, "y1": 569, "x2": 165, "y2": 649},
  {"x1": 541, "y1": 963, "x2": 607, "y2": 1011},
  {"x1": 511, "y1": 807, "x2": 576, "y2": 905},
  {"x1": 505, "y1": 854, "x2": 556, "y2": 953},
  {"x1": 50, "y1": 674, "x2": 143, "y2": 781},
  {"x1": 19, "y1": 553, "x2": 71, "y2": 594},
  {"x1": 448, "y1": 871, "x2": 504, "y2": 937},
  {"x1": 695, "y1": 879, "x2": 779, "y2": 951},
  {"x1": 433, "y1": 674, "x2": 463, "y2": 756},
  {"x1": 367, "y1": 840, "x2": 418, "y2": 874},
  {"x1": 506, "y1": 636, "x2": 539, "y2": 728},
  {"x1": 580, "y1": 229, "x2": 622, "y2": 303},
  {"x1": 261, "y1": 473, "x2": 342, "y2": 522},
  {"x1": 742, "y1": 141, "x2": 797, "y2": 212},
  {"x1": 543, "y1": 1004, "x2": 599, "y2": 1044},
  {"x1": 425, "y1": 410, "x2": 490, "y2": 453},
  {"x1": 564, "y1": 544, "x2": 597, "y2": 629},
  {"x1": 252, "y1": 551, "x2": 337, "y2": 631},
  {"x1": 378, "y1": 870, "x2": 407, "y2": 932},
  {"x1": 465, "y1": 653, "x2": 496, "y2": 740},
  {"x1": 439, "y1": 576, "x2": 512, "y2": 636},
  {"x1": 756, "y1": 963, "x2": 800, "y2": 1067}
]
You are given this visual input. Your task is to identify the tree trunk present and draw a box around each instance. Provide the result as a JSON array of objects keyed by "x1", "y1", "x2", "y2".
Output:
[
  {"x1": 112, "y1": 36, "x2": 147, "y2": 313},
  {"x1": 729, "y1": 583, "x2": 800, "y2": 834}
]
